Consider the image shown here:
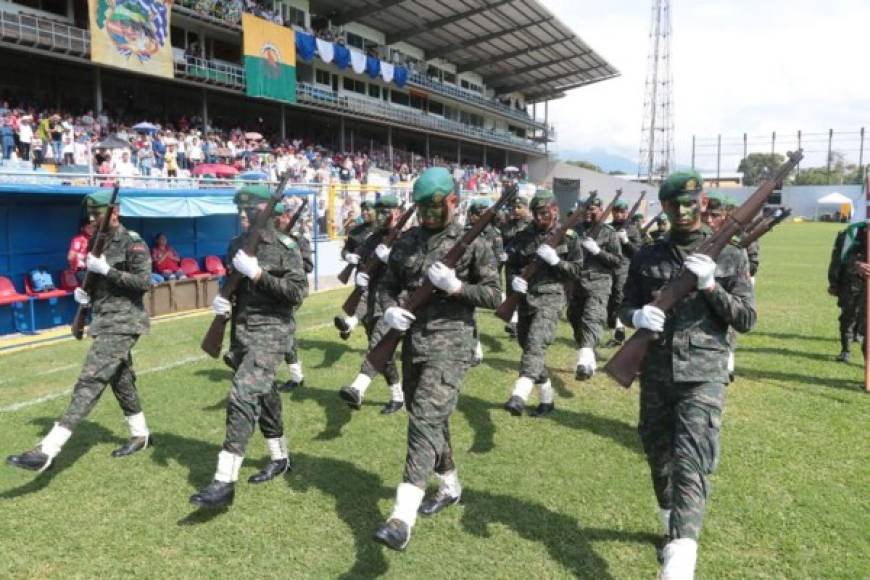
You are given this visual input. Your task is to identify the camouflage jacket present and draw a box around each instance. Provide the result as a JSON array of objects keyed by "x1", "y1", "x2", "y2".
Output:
[
  {"x1": 612, "y1": 220, "x2": 644, "y2": 262},
  {"x1": 227, "y1": 224, "x2": 308, "y2": 332},
  {"x1": 87, "y1": 226, "x2": 152, "y2": 337},
  {"x1": 468, "y1": 223, "x2": 504, "y2": 264},
  {"x1": 828, "y1": 229, "x2": 866, "y2": 295},
  {"x1": 380, "y1": 220, "x2": 501, "y2": 363},
  {"x1": 500, "y1": 217, "x2": 532, "y2": 251},
  {"x1": 507, "y1": 223, "x2": 583, "y2": 303},
  {"x1": 730, "y1": 235, "x2": 759, "y2": 277},
  {"x1": 573, "y1": 222, "x2": 623, "y2": 290},
  {"x1": 290, "y1": 229, "x2": 314, "y2": 274},
  {"x1": 356, "y1": 227, "x2": 392, "y2": 319},
  {"x1": 620, "y1": 227, "x2": 756, "y2": 384},
  {"x1": 341, "y1": 221, "x2": 375, "y2": 260}
]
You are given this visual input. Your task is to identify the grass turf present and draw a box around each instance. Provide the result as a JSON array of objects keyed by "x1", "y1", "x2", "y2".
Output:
[{"x1": 0, "y1": 222, "x2": 867, "y2": 579}]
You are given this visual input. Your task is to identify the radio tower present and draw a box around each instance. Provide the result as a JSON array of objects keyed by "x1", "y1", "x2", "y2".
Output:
[{"x1": 638, "y1": 0, "x2": 674, "y2": 183}]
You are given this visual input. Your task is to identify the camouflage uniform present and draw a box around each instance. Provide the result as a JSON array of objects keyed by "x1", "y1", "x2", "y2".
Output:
[
  {"x1": 285, "y1": 228, "x2": 313, "y2": 368},
  {"x1": 381, "y1": 220, "x2": 501, "y2": 488},
  {"x1": 828, "y1": 225, "x2": 867, "y2": 357},
  {"x1": 607, "y1": 218, "x2": 644, "y2": 330},
  {"x1": 221, "y1": 224, "x2": 308, "y2": 456},
  {"x1": 501, "y1": 214, "x2": 532, "y2": 300},
  {"x1": 621, "y1": 226, "x2": 756, "y2": 541},
  {"x1": 568, "y1": 222, "x2": 622, "y2": 349},
  {"x1": 61, "y1": 226, "x2": 152, "y2": 430},
  {"x1": 357, "y1": 228, "x2": 401, "y2": 386},
  {"x1": 342, "y1": 220, "x2": 375, "y2": 324},
  {"x1": 510, "y1": 224, "x2": 583, "y2": 383}
]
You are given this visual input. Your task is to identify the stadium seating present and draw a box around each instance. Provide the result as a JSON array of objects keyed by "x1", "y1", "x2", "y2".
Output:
[
  {"x1": 180, "y1": 258, "x2": 211, "y2": 279},
  {"x1": 204, "y1": 255, "x2": 226, "y2": 277},
  {"x1": 24, "y1": 275, "x2": 69, "y2": 299},
  {"x1": 59, "y1": 270, "x2": 80, "y2": 291},
  {"x1": 0, "y1": 277, "x2": 29, "y2": 306}
]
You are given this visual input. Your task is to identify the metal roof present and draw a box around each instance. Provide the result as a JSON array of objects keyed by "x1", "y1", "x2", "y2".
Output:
[{"x1": 309, "y1": 0, "x2": 619, "y2": 103}]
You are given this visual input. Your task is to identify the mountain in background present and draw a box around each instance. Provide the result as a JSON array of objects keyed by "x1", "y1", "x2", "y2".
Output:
[{"x1": 556, "y1": 147, "x2": 637, "y2": 174}]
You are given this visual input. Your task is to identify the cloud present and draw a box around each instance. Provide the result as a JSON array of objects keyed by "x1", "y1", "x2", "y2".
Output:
[{"x1": 540, "y1": 0, "x2": 870, "y2": 168}]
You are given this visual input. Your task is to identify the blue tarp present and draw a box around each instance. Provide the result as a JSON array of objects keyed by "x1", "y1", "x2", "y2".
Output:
[
  {"x1": 296, "y1": 31, "x2": 316, "y2": 61},
  {"x1": 333, "y1": 44, "x2": 350, "y2": 70}
]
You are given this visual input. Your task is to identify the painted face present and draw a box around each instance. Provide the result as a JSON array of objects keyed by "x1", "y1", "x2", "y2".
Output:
[
  {"x1": 418, "y1": 194, "x2": 456, "y2": 230},
  {"x1": 703, "y1": 205, "x2": 728, "y2": 232},
  {"x1": 361, "y1": 206, "x2": 374, "y2": 223},
  {"x1": 511, "y1": 202, "x2": 529, "y2": 220},
  {"x1": 612, "y1": 208, "x2": 629, "y2": 223},
  {"x1": 533, "y1": 203, "x2": 558, "y2": 231},
  {"x1": 375, "y1": 207, "x2": 397, "y2": 230},
  {"x1": 664, "y1": 195, "x2": 704, "y2": 232},
  {"x1": 584, "y1": 204, "x2": 602, "y2": 223}
]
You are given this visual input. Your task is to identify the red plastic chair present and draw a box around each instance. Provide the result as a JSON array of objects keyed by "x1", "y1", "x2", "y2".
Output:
[
  {"x1": 204, "y1": 255, "x2": 226, "y2": 277},
  {"x1": 180, "y1": 258, "x2": 211, "y2": 279},
  {"x1": 24, "y1": 275, "x2": 69, "y2": 299},
  {"x1": 59, "y1": 269, "x2": 80, "y2": 291},
  {"x1": 0, "y1": 276, "x2": 30, "y2": 306}
]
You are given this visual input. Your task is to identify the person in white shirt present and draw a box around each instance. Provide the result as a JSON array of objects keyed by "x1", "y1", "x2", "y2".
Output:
[
  {"x1": 112, "y1": 150, "x2": 140, "y2": 184},
  {"x1": 17, "y1": 115, "x2": 33, "y2": 161}
]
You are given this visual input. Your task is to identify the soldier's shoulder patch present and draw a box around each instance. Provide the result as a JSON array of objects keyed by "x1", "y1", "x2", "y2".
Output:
[
  {"x1": 278, "y1": 234, "x2": 297, "y2": 249},
  {"x1": 127, "y1": 230, "x2": 143, "y2": 242},
  {"x1": 129, "y1": 242, "x2": 148, "y2": 253}
]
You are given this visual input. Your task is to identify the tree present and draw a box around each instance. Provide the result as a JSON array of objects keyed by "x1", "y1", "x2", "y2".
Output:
[
  {"x1": 737, "y1": 153, "x2": 785, "y2": 186},
  {"x1": 608, "y1": 170, "x2": 627, "y2": 176},
  {"x1": 566, "y1": 160, "x2": 603, "y2": 173}
]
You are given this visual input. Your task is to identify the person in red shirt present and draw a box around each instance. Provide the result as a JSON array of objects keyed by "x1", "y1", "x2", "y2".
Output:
[
  {"x1": 150, "y1": 233, "x2": 187, "y2": 281},
  {"x1": 67, "y1": 217, "x2": 95, "y2": 284}
]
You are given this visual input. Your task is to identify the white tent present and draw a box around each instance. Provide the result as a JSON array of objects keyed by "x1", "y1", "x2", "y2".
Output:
[{"x1": 816, "y1": 191, "x2": 854, "y2": 220}]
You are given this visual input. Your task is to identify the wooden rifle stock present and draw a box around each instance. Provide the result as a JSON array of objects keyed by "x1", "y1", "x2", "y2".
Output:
[
  {"x1": 626, "y1": 191, "x2": 647, "y2": 223},
  {"x1": 71, "y1": 182, "x2": 120, "y2": 340},
  {"x1": 366, "y1": 189, "x2": 516, "y2": 373},
  {"x1": 341, "y1": 204, "x2": 417, "y2": 316},
  {"x1": 642, "y1": 211, "x2": 665, "y2": 234},
  {"x1": 200, "y1": 172, "x2": 292, "y2": 358},
  {"x1": 739, "y1": 208, "x2": 791, "y2": 249},
  {"x1": 604, "y1": 151, "x2": 803, "y2": 388}
]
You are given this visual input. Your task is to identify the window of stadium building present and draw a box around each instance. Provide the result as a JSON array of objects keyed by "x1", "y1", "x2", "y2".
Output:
[
  {"x1": 368, "y1": 85, "x2": 381, "y2": 99},
  {"x1": 16, "y1": 0, "x2": 67, "y2": 17},
  {"x1": 410, "y1": 95, "x2": 426, "y2": 111},
  {"x1": 391, "y1": 91, "x2": 410, "y2": 107},
  {"x1": 429, "y1": 100, "x2": 444, "y2": 116},
  {"x1": 460, "y1": 79, "x2": 482, "y2": 94},
  {"x1": 343, "y1": 78, "x2": 366, "y2": 95},
  {"x1": 282, "y1": 5, "x2": 306, "y2": 27},
  {"x1": 316, "y1": 69, "x2": 332, "y2": 87}
]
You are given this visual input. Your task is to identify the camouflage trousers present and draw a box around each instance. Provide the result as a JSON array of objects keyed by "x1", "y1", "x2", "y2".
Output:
[
  {"x1": 606, "y1": 264, "x2": 629, "y2": 329},
  {"x1": 59, "y1": 334, "x2": 142, "y2": 430},
  {"x1": 284, "y1": 315, "x2": 299, "y2": 365},
  {"x1": 838, "y1": 286, "x2": 866, "y2": 354},
  {"x1": 360, "y1": 316, "x2": 401, "y2": 385},
  {"x1": 401, "y1": 352, "x2": 468, "y2": 488},
  {"x1": 517, "y1": 293, "x2": 565, "y2": 383},
  {"x1": 567, "y1": 284, "x2": 611, "y2": 349},
  {"x1": 638, "y1": 379, "x2": 725, "y2": 540},
  {"x1": 223, "y1": 324, "x2": 288, "y2": 456}
]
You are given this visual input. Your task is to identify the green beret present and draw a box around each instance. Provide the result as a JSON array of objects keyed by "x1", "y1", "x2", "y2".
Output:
[
  {"x1": 413, "y1": 167, "x2": 456, "y2": 203},
  {"x1": 724, "y1": 195, "x2": 738, "y2": 209},
  {"x1": 375, "y1": 195, "x2": 400, "y2": 209},
  {"x1": 587, "y1": 196, "x2": 603, "y2": 208},
  {"x1": 234, "y1": 184, "x2": 272, "y2": 207},
  {"x1": 272, "y1": 202, "x2": 285, "y2": 216},
  {"x1": 360, "y1": 200, "x2": 374, "y2": 210},
  {"x1": 467, "y1": 197, "x2": 493, "y2": 214},
  {"x1": 83, "y1": 190, "x2": 116, "y2": 209},
  {"x1": 512, "y1": 196, "x2": 530, "y2": 208},
  {"x1": 659, "y1": 171, "x2": 703, "y2": 201},
  {"x1": 530, "y1": 190, "x2": 556, "y2": 210},
  {"x1": 632, "y1": 213, "x2": 644, "y2": 221},
  {"x1": 657, "y1": 214, "x2": 669, "y2": 223},
  {"x1": 613, "y1": 199, "x2": 629, "y2": 210},
  {"x1": 705, "y1": 190, "x2": 727, "y2": 210}
]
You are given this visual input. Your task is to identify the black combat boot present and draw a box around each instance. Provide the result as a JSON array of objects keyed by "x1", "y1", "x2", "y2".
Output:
[
  {"x1": 656, "y1": 534, "x2": 673, "y2": 564},
  {"x1": 278, "y1": 379, "x2": 304, "y2": 392},
  {"x1": 223, "y1": 352, "x2": 238, "y2": 371},
  {"x1": 381, "y1": 400, "x2": 404, "y2": 415},
  {"x1": 111, "y1": 435, "x2": 152, "y2": 458},
  {"x1": 530, "y1": 403, "x2": 555, "y2": 418},
  {"x1": 334, "y1": 316, "x2": 352, "y2": 340},
  {"x1": 339, "y1": 386, "x2": 363, "y2": 410},
  {"x1": 6, "y1": 447, "x2": 52, "y2": 471},
  {"x1": 190, "y1": 481, "x2": 235, "y2": 508},
  {"x1": 575, "y1": 364, "x2": 594, "y2": 381},
  {"x1": 419, "y1": 491, "x2": 460, "y2": 517},
  {"x1": 503, "y1": 396, "x2": 525, "y2": 416},
  {"x1": 248, "y1": 458, "x2": 290, "y2": 484},
  {"x1": 504, "y1": 323, "x2": 517, "y2": 338},
  {"x1": 373, "y1": 519, "x2": 411, "y2": 551}
]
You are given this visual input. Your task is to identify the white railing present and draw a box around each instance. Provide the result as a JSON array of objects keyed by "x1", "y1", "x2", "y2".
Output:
[
  {"x1": 174, "y1": 55, "x2": 245, "y2": 88},
  {"x1": 0, "y1": 9, "x2": 89, "y2": 55}
]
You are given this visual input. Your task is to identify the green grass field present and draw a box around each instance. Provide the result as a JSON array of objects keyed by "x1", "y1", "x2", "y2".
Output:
[{"x1": 0, "y1": 222, "x2": 867, "y2": 579}]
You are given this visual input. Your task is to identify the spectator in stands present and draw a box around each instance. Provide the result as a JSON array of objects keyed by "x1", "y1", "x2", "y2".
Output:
[
  {"x1": 68, "y1": 217, "x2": 95, "y2": 284},
  {"x1": 165, "y1": 143, "x2": 179, "y2": 177},
  {"x1": 17, "y1": 114, "x2": 32, "y2": 161},
  {"x1": 150, "y1": 233, "x2": 187, "y2": 282},
  {"x1": 62, "y1": 116, "x2": 75, "y2": 165},
  {"x1": 0, "y1": 117, "x2": 14, "y2": 160},
  {"x1": 49, "y1": 114, "x2": 64, "y2": 163},
  {"x1": 112, "y1": 150, "x2": 140, "y2": 182}
]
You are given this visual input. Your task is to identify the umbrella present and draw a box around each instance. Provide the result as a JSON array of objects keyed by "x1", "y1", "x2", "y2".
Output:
[
  {"x1": 96, "y1": 135, "x2": 131, "y2": 150},
  {"x1": 192, "y1": 163, "x2": 239, "y2": 178},
  {"x1": 133, "y1": 122, "x2": 158, "y2": 133},
  {"x1": 244, "y1": 132, "x2": 263, "y2": 141},
  {"x1": 239, "y1": 170, "x2": 268, "y2": 181}
]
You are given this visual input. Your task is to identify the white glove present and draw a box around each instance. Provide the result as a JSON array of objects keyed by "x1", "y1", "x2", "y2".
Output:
[
  {"x1": 632, "y1": 304, "x2": 665, "y2": 332},
  {"x1": 427, "y1": 261, "x2": 462, "y2": 295},
  {"x1": 73, "y1": 287, "x2": 90, "y2": 305},
  {"x1": 355, "y1": 272, "x2": 369, "y2": 288},
  {"x1": 344, "y1": 253, "x2": 360, "y2": 265},
  {"x1": 511, "y1": 276, "x2": 528, "y2": 294},
  {"x1": 212, "y1": 296, "x2": 231, "y2": 316},
  {"x1": 499, "y1": 252, "x2": 508, "y2": 263},
  {"x1": 86, "y1": 253, "x2": 110, "y2": 276},
  {"x1": 618, "y1": 230, "x2": 629, "y2": 244},
  {"x1": 582, "y1": 238, "x2": 601, "y2": 255},
  {"x1": 536, "y1": 244, "x2": 560, "y2": 266},
  {"x1": 384, "y1": 306, "x2": 415, "y2": 331},
  {"x1": 685, "y1": 253, "x2": 716, "y2": 291},
  {"x1": 375, "y1": 244, "x2": 391, "y2": 264},
  {"x1": 232, "y1": 250, "x2": 261, "y2": 280}
]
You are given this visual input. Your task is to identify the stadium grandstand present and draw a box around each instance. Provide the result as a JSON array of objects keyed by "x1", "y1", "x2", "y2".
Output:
[{"x1": 0, "y1": 0, "x2": 618, "y2": 335}]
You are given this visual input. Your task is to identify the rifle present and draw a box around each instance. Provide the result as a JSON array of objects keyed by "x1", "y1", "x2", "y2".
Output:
[
  {"x1": 365, "y1": 186, "x2": 517, "y2": 373},
  {"x1": 626, "y1": 191, "x2": 647, "y2": 224},
  {"x1": 738, "y1": 207, "x2": 791, "y2": 249},
  {"x1": 604, "y1": 150, "x2": 803, "y2": 388},
  {"x1": 71, "y1": 182, "x2": 120, "y2": 340},
  {"x1": 336, "y1": 216, "x2": 367, "y2": 284},
  {"x1": 494, "y1": 189, "x2": 622, "y2": 322},
  {"x1": 341, "y1": 203, "x2": 417, "y2": 316},
  {"x1": 285, "y1": 196, "x2": 309, "y2": 234},
  {"x1": 200, "y1": 172, "x2": 292, "y2": 358},
  {"x1": 641, "y1": 211, "x2": 665, "y2": 234}
]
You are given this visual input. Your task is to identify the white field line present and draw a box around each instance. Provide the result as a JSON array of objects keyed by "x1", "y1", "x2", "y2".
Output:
[
  {"x1": 0, "y1": 363, "x2": 80, "y2": 386},
  {"x1": 0, "y1": 321, "x2": 335, "y2": 413}
]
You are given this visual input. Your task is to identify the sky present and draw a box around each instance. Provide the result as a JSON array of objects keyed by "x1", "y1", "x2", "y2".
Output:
[{"x1": 540, "y1": 0, "x2": 869, "y2": 171}]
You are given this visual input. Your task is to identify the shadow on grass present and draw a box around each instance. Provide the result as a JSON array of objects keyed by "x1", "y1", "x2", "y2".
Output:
[
  {"x1": 289, "y1": 385, "x2": 354, "y2": 441},
  {"x1": 193, "y1": 368, "x2": 233, "y2": 384},
  {"x1": 738, "y1": 367, "x2": 864, "y2": 392},
  {"x1": 460, "y1": 488, "x2": 657, "y2": 579},
  {"x1": 302, "y1": 339, "x2": 364, "y2": 370},
  {"x1": 0, "y1": 418, "x2": 123, "y2": 500},
  {"x1": 288, "y1": 453, "x2": 392, "y2": 579},
  {"x1": 740, "y1": 345, "x2": 851, "y2": 364},
  {"x1": 479, "y1": 331, "x2": 506, "y2": 355},
  {"x1": 751, "y1": 331, "x2": 837, "y2": 343},
  {"x1": 150, "y1": 431, "x2": 221, "y2": 490}
]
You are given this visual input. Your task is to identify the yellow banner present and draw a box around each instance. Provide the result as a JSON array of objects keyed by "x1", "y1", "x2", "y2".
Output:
[
  {"x1": 88, "y1": 0, "x2": 174, "y2": 79},
  {"x1": 242, "y1": 13, "x2": 296, "y2": 63}
]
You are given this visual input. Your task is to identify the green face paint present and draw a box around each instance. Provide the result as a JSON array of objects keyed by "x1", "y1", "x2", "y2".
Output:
[
  {"x1": 665, "y1": 195, "x2": 701, "y2": 232},
  {"x1": 419, "y1": 201, "x2": 447, "y2": 229}
]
